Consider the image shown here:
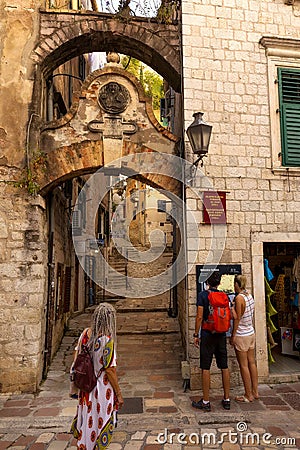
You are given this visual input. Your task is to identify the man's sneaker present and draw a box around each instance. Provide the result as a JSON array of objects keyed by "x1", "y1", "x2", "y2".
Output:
[
  {"x1": 192, "y1": 399, "x2": 211, "y2": 412},
  {"x1": 222, "y1": 399, "x2": 231, "y2": 410}
]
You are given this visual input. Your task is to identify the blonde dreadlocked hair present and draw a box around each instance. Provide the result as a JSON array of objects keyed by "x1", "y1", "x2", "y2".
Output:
[{"x1": 89, "y1": 302, "x2": 116, "y2": 348}]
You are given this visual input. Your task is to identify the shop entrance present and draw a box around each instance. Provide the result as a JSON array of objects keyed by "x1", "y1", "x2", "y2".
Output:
[{"x1": 263, "y1": 242, "x2": 300, "y2": 375}]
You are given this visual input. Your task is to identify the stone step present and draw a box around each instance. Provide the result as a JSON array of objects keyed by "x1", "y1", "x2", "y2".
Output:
[
  {"x1": 108, "y1": 262, "x2": 126, "y2": 269},
  {"x1": 116, "y1": 311, "x2": 180, "y2": 334},
  {"x1": 106, "y1": 283, "x2": 127, "y2": 290},
  {"x1": 107, "y1": 271, "x2": 126, "y2": 278}
]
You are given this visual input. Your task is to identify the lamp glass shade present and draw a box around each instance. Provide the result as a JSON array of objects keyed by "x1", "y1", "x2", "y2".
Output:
[{"x1": 186, "y1": 112, "x2": 212, "y2": 155}]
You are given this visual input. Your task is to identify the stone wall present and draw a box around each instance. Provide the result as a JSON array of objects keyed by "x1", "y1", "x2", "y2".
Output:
[
  {"x1": 182, "y1": 0, "x2": 300, "y2": 386},
  {"x1": 0, "y1": 179, "x2": 48, "y2": 392},
  {"x1": 0, "y1": 0, "x2": 183, "y2": 391},
  {"x1": 0, "y1": 2, "x2": 47, "y2": 392},
  {"x1": 36, "y1": 9, "x2": 181, "y2": 92},
  {"x1": 0, "y1": 1, "x2": 41, "y2": 167}
]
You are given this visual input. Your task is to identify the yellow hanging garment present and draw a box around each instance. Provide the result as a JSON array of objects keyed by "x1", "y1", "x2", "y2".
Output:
[
  {"x1": 265, "y1": 277, "x2": 275, "y2": 299},
  {"x1": 268, "y1": 343, "x2": 275, "y2": 363},
  {"x1": 266, "y1": 295, "x2": 278, "y2": 317},
  {"x1": 267, "y1": 312, "x2": 278, "y2": 334}
]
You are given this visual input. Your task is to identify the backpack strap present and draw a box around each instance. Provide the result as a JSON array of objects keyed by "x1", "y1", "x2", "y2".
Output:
[
  {"x1": 203, "y1": 290, "x2": 211, "y2": 321},
  {"x1": 77, "y1": 327, "x2": 91, "y2": 353}
]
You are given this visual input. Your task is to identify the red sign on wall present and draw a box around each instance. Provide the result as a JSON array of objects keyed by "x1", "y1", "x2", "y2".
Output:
[{"x1": 203, "y1": 191, "x2": 226, "y2": 224}]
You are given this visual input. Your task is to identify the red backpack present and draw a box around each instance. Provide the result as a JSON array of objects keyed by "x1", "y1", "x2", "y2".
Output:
[
  {"x1": 202, "y1": 291, "x2": 231, "y2": 333},
  {"x1": 73, "y1": 344, "x2": 97, "y2": 393},
  {"x1": 73, "y1": 329, "x2": 97, "y2": 393}
]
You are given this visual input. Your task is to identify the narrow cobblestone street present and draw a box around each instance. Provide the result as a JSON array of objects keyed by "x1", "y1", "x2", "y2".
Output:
[{"x1": 0, "y1": 297, "x2": 300, "y2": 449}]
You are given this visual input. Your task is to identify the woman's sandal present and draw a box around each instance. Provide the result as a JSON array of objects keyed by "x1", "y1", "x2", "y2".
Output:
[
  {"x1": 235, "y1": 395, "x2": 253, "y2": 403},
  {"x1": 70, "y1": 393, "x2": 79, "y2": 399}
]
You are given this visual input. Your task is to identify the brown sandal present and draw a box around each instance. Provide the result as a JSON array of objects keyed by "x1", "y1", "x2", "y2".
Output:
[{"x1": 235, "y1": 395, "x2": 253, "y2": 403}]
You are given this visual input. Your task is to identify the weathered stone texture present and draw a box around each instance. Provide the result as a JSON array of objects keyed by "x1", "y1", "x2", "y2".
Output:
[
  {"x1": 182, "y1": 0, "x2": 300, "y2": 386},
  {"x1": 0, "y1": 5, "x2": 38, "y2": 167},
  {"x1": 36, "y1": 11, "x2": 181, "y2": 91},
  {"x1": 0, "y1": 181, "x2": 47, "y2": 392},
  {"x1": 38, "y1": 66, "x2": 180, "y2": 194}
]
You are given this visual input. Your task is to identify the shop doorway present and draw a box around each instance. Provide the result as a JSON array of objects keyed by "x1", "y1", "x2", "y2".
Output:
[{"x1": 263, "y1": 242, "x2": 300, "y2": 375}]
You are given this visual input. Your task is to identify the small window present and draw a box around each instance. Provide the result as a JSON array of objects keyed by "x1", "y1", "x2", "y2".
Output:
[
  {"x1": 278, "y1": 67, "x2": 300, "y2": 166},
  {"x1": 157, "y1": 200, "x2": 167, "y2": 213}
]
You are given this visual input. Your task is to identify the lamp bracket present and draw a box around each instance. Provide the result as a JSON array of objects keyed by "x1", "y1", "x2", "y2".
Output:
[{"x1": 192, "y1": 154, "x2": 207, "y2": 168}]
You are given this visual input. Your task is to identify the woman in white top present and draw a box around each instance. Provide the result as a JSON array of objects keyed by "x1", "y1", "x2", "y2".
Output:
[{"x1": 230, "y1": 275, "x2": 259, "y2": 402}]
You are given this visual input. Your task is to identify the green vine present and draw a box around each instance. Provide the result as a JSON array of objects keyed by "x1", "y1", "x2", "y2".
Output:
[
  {"x1": 14, "y1": 150, "x2": 47, "y2": 196},
  {"x1": 156, "y1": 1, "x2": 179, "y2": 24}
]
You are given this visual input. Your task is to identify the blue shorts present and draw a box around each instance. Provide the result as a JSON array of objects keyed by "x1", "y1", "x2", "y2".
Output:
[{"x1": 200, "y1": 330, "x2": 228, "y2": 370}]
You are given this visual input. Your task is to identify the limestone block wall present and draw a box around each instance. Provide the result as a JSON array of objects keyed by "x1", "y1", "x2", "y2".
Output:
[
  {"x1": 0, "y1": 1, "x2": 47, "y2": 392},
  {"x1": 0, "y1": 1, "x2": 42, "y2": 167},
  {"x1": 49, "y1": 186, "x2": 75, "y2": 357},
  {"x1": 0, "y1": 181, "x2": 47, "y2": 393},
  {"x1": 182, "y1": 0, "x2": 300, "y2": 386}
]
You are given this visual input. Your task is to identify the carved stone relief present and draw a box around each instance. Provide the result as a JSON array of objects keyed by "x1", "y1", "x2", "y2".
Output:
[
  {"x1": 98, "y1": 82, "x2": 130, "y2": 114},
  {"x1": 87, "y1": 81, "x2": 137, "y2": 141}
]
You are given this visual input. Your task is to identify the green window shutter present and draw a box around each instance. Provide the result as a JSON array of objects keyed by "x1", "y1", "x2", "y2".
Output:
[{"x1": 278, "y1": 68, "x2": 300, "y2": 166}]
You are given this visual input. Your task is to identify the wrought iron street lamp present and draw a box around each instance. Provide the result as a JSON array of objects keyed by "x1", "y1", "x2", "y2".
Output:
[{"x1": 186, "y1": 112, "x2": 212, "y2": 167}]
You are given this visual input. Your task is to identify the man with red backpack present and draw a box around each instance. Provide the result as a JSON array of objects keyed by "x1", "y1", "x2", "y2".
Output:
[{"x1": 192, "y1": 271, "x2": 231, "y2": 412}]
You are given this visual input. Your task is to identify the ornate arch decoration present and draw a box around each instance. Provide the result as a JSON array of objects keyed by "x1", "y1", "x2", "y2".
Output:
[
  {"x1": 32, "y1": 15, "x2": 181, "y2": 92},
  {"x1": 37, "y1": 65, "x2": 181, "y2": 195}
]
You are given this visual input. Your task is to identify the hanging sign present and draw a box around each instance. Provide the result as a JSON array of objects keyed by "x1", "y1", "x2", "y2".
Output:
[{"x1": 203, "y1": 191, "x2": 226, "y2": 224}]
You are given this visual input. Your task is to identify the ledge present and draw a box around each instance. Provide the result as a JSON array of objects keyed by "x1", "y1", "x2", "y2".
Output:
[
  {"x1": 260, "y1": 35, "x2": 300, "y2": 57},
  {"x1": 271, "y1": 167, "x2": 300, "y2": 176},
  {"x1": 39, "y1": 8, "x2": 179, "y2": 25}
]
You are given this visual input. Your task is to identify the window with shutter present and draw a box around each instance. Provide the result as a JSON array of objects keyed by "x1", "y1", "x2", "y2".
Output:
[
  {"x1": 278, "y1": 68, "x2": 300, "y2": 166},
  {"x1": 63, "y1": 266, "x2": 72, "y2": 313}
]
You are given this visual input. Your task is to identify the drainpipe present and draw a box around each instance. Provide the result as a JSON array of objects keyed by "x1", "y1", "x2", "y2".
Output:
[
  {"x1": 25, "y1": 113, "x2": 39, "y2": 172},
  {"x1": 182, "y1": 153, "x2": 190, "y2": 363},
  {"x1": 43, "y1": 193, "x2": 55, "y2": 378},
  {"x1": 47, "y1": 79, "x2": 54, "y2": 122},
  {"x1": 177, "y1": 4, "x2": 191, "y2": 368},
  {"x1": 170, "y1": 209, "x2": 178, "y2": 317}
]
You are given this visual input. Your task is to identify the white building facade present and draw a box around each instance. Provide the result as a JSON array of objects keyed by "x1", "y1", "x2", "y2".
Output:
[{"x1": 182, "y1": 0, "x2": 300, "y2": 387}]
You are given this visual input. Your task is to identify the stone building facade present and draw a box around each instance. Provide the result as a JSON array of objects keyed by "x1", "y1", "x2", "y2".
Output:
[
  {"x1": 181, "y1": 0, "x2": 300, "y2": 387},
  {"x1": 1, "y1": 0, "x2": 300, "y2": 393},
  {"x1": 0, "y1": 1, "x2": 181, "y2": 392}
]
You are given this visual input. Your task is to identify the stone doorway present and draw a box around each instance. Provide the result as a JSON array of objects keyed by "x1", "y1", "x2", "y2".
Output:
[{"x1": 38, "y1": 60, "x2": 184, "y2": 383}]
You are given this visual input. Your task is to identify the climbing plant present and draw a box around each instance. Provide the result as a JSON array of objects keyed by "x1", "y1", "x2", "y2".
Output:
[
  {"x1": 121, "y1": 56, "x2": 163, "y2": 112},
  {"x1": 14, "y1": 150, "x2": 47, "y2": 196}
]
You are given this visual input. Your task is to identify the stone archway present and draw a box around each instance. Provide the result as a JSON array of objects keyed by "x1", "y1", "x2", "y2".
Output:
[
  {"x1": 38, "y1": 64, "x2": 181, "y2": 195},
  {"x1": 33, "y1": 12, "x2": 181, "y2": 92}
]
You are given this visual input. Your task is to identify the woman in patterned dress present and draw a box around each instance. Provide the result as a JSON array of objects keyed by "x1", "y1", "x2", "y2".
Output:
[{"x1": 71, "y1": 303, "x2": 124, "y2": 449}]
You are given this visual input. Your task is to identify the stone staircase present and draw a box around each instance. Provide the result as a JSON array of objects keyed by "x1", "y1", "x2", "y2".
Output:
[
  {"x1": 106, "y1": 251, "x2": 127, "y2": 293},
  {"x1": 101, "y1": 245, "x2": 173, "y2": 298},
  {"x1": 114, "y1": 292, "x2": 180, "y2": 335}
]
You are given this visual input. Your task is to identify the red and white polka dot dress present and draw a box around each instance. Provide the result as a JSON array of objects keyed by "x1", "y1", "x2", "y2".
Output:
[{"x1": 71, "y1": 334, "x2": 117, "y2": 450}]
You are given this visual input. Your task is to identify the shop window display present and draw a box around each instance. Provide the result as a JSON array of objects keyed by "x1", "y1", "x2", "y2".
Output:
[{"x1": 263, "y1": 243, "x2": 300, "y2": 367}]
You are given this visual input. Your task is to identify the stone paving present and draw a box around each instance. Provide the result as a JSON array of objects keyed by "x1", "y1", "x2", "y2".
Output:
[{"x1": 0, "y1": 299, "x2": 300, "y2": 449}]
